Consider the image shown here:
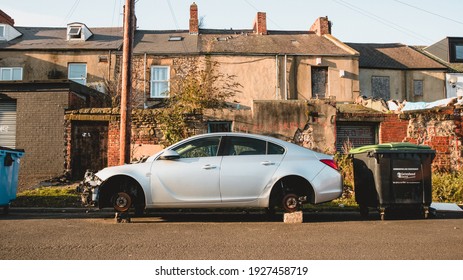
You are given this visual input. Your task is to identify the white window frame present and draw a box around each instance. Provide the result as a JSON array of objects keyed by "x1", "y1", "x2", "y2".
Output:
[
  {"x1": 68, "y1": 26, "x2": 82, "y2": 39},
  {"x1": 68, "y1": 63, "x2": 87, "y2": 85},
  {"x1": 0, "y1": 67, "x2": 23, "y2": 81},
  {"x1": 150, "y1": 66, "x2": 170, "y2": 98}
]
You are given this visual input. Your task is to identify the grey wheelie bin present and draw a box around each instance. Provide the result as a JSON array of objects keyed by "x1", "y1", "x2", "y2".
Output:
[
  {"x1": 349, "y1": 143, "x2": 435, "y2": 220},
  {"x1": 0, "y1": 147, "x2": 25, "y2": 214}
]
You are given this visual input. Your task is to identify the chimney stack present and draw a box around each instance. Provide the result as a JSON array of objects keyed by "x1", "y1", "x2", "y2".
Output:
[
  {"x1": 253, "y1": 12, "x2": 267, "y2": 35},
  {"x1": 310, "y1": 16, "x2": 331, "y2": 36},
  {"x1": 189, "y1": 2, "x2": 199, "y2": 34},
  {"x1": 0, "y1": 10, "x2": 15, "y2": 26}
]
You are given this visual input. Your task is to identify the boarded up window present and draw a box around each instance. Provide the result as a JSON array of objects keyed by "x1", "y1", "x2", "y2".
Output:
[
  {"x1": 372, "y1": 76, "x2": 390, "y2": 100},
  {"x1": 311, "y1": 67, "x2": 328, "y2": 98},
  {"x1": 413, "y1": 80, "x2": 423, "y2": 96}
]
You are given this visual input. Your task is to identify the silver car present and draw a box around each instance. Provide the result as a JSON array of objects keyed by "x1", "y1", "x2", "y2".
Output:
[{"x1": 80, "y1": 133, "x2": 342, "y2": 214}]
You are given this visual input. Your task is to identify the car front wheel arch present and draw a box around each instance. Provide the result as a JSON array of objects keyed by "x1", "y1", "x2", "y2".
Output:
[
  {"x1": 98, "y1": 175, "x2": 146, "y2": 213},
  {"x1": 268, "y1": 176, "x2": 315, "y2": 212}
]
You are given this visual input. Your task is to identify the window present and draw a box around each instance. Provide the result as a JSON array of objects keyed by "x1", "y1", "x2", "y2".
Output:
[
  {"x1": 371, "y1": 76, "x2": 390, "y2": 100},
  {"x1": 150, "y1": 66, "x2": 170, "y2": 98},
  {"x1": 0, "y1": 25, "x2": 5, "y2": 39},
  {"x1": 225, "y1": 137, "x2": 284, "y2": 156},
  {"x1": 268, "y1": 142, "x2": 285, "y2": 155},
  {"x1": 455, "y1": 45, "x2": 463, "y2": 61},
  {"x1": 208, "y1": 121, "x2": 232, "y2": 133},
  {"x1": 449, "y1": 39, "x2": 463, "y2": 63},
  {"x1": 68, "y1": 27, "x2": 82, "y2": 39},
  {"x1": 68, "y1": 63, "x2": 87, "y2": 85},
  {"x1": 311, "y1": 67, "x2": 328, "y2": 98},
  {"x1": 228, "y1": 137, "x2": 266, "y2": 156},
  {"x1": 0, "y1": 67, "x2": 23, "y2": 81},
  {"x1": 413, "y1": 80, "x2": 423, "y2": 96},
  {"x1": 173, "y1": 136, "x2": 221, "y2": 158}
]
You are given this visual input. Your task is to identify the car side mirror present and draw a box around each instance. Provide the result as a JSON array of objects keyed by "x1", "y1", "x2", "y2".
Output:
[{"x1": 160, "y1": 150, "x2": 180, "y2": 160}]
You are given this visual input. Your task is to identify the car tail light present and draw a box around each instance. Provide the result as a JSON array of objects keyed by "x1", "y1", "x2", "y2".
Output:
[{"x1": 320, "y1": 159, "x2": 338, "y2": 170}]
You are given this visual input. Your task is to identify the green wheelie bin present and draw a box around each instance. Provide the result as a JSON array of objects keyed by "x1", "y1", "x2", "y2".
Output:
[{"x1": 349, "y1": 143, "x2": 435, "y2": 220}]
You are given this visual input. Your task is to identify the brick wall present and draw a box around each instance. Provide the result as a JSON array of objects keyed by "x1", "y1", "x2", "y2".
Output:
[
  {"x1": 65, "y1": 108, "x2": 164, "y2": 171},
  {"x1": 379, "y1": 114, "x2": 409, "y2": 143},
  {"x1": 65, "y1": 104, "x2": 463, "y2": 175},
  {"x1": 384, "y1": 107, "x2": 463, "y2": 171},
  {"x1": 2, "y1": 91, "x2": 69, "y2": 188}
]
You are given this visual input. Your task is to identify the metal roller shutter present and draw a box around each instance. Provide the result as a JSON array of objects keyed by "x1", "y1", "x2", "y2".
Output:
[
  {"x1": 336, "y1": 123, "x2": 377, "y2": 152},
  {"x1": 0, "y1": 101, "x2": 17, "y2": 148}
]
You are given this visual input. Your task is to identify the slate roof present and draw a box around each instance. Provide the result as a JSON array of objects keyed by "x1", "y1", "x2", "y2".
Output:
[
  {"x1": 0, "y1": 25, "x2": 355, "y2": 57},
  {"x1": 346, "y1": 43, "x2": 447, "y2": 70},
  {"x1": 0, "y1": 26, "x2": 123, "y2": 50},
  {"x1": 196, "y1": 29, "x2": 354, "y2": 55}
]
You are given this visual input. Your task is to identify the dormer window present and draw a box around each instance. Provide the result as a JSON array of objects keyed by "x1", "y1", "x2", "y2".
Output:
[
  {"x1": 66, "y1": 23, "x2": 93, "y2": 41},
  {"x1": 68, "y1": 27, "x2": 81, "y2": 39}
]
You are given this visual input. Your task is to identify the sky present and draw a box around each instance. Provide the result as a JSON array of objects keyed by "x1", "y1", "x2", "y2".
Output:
[{"x1": 2, "y1": 0, "x2": 463, "y2": 46}]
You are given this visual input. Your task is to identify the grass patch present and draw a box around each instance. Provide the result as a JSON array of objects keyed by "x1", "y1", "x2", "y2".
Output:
[
  {"x1": 432, "y1": 171, "x2": 463, "y2": 204},
  {"x1": 11, "y1": 186, "x2": 82, "y2": 208}
]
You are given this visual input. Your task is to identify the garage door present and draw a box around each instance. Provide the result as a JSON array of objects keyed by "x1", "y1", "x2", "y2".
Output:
[
  {"x1": 0, "y1": 101, "x2": 17, "y2": 148},
  {"x1": 336, "y1": 123, "x2": 377, "y2": 152}
]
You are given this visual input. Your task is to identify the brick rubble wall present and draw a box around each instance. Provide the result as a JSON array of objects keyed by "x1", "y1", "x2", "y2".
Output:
[{"x1": 372, "y1": 107, "x2": 463, "y2": 171}]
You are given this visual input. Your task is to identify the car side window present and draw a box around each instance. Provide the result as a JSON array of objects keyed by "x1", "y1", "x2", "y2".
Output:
[
  {"x1": 173, "y1": 136, "x2": 221, "y2": 158},
  {"x1": 268, "y1": 142, "x2": 285, "y2": 155},
  {"x1": 227, "y1": 137, "x2": 266, "y2": 156}
]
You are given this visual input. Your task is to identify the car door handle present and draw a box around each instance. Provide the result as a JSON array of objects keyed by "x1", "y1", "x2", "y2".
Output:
[
  {"x1": 261, "y1": 161, "x2": 275, "y2": 166},
  {"x1": 202, "y1": 164, "x2": 217, "y2": 170}
]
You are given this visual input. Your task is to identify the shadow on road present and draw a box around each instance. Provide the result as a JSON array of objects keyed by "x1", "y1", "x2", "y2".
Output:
[{"x1": 1, "y1": 208, "x2": 462, "y2": 223}]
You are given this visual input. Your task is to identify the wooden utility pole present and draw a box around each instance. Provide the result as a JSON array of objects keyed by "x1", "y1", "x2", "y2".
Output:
[{"x1": 119, "y1": 0, "x2": 135, "y2": 164}]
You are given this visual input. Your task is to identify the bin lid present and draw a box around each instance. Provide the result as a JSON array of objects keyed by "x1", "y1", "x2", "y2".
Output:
[
  {"x1": 0, "y1": 146, "x2": 25, "y2": 157},
  {"x1": 349, "y1": 142, "x2": 432, "y2": 154}
]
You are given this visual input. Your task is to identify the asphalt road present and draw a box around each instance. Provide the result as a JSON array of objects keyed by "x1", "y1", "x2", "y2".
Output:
[{"x1": 1, "y1": 209, "x2": 462, "y2": 260}]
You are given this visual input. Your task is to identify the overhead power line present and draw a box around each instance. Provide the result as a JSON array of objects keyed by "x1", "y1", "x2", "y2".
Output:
[
  {"x1": 332, "y1": 0, "x2": 435, "y2": 44},
  {"x1": 393, "y1": 0, "x2": 463, "y2": 26},
  {"x1": 61, "y1": 0, "x2": 81, "y2": 25}
]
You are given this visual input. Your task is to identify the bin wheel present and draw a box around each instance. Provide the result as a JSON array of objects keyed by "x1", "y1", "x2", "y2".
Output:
[
  {"x1": 423, "y1": 207, "x2": 430, "y2": 219},
  {"x1": 282, "y1": 194, "x2": 300, "y2": 213},
  {"x1": 379, "y1": 208, "x2": 386, "y2": 221},
  {"x1": 2, "y1": 205, "x2": 9, "y2": 215},
  {"x1": 359, "y1": 205, "x2": 369, "y2": 218},
  {"x1": 112, "y1": 192, "x2": 132, "y2": 212}
]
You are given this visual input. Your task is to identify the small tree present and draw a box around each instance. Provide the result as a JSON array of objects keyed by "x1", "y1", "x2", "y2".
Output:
[{"x1": 157, "y1": 57, "x2": 241, "y2": 146}]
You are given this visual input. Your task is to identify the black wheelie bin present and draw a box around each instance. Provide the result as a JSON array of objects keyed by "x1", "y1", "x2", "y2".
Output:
[{"x1": 349, "y1": 143, "x2": 435, "y2": 220}]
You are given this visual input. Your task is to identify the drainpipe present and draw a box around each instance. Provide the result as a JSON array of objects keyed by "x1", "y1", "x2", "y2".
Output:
[
  {"x1": 108, "y1": 50, "x2": 112, "y2": 82},
  {"x1": 275, "y1": 55, "x2": 279, "y2": 99},
  {"x1": 143, "y1": 52, "x2": 147, "y2": 108},
  {"x1": 284, "y1": 54, "x2": 288, "y2": 100}
]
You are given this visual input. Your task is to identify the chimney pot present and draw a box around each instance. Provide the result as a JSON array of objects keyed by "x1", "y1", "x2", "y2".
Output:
[
  {"x1": 310, "y1": 16, "x2": 331, "y2": 36},
  {"x1": 253, "y1": 12, "x2": 267, "y2": 35},
  {"x1": 189, "y1": 2, "x2": 199, "y2": 34}
]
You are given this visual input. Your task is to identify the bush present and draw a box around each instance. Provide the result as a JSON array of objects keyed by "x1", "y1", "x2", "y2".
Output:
[
  {"x1": 334, "y1": 152, "x2": 354, "y2": 200},
  {"x1": 432, "y1": 171, "x2": 463, "y2": 204}
]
